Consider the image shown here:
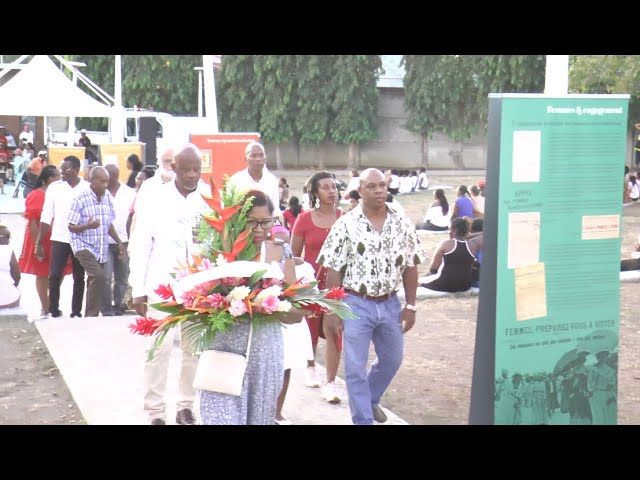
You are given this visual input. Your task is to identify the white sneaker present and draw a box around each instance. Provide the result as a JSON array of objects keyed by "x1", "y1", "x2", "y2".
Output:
[
  {"x1": 321, "y1": 381, "x2": 342, "y2": 404},
  {"x1": 304, "y1": 366, "x2": 322, "y2": 388}
]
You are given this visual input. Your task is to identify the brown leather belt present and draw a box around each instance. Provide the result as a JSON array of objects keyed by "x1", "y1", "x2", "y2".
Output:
[{"x1": 345, "y1": 289, "x2": 397, "y2": 302}]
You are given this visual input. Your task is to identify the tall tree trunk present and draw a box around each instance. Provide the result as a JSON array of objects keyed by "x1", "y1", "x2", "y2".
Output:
[
  {"x1": 457, "y1": 141, "x2": 465, "y2": 169},
  {"x1": 421, "y1": 134, "x2": 429, "y2": 169},
  {"x1": 318, "y1": 141, "x2": 327, "y2": 170},
  {"x1": 275, "y1": 143, "x2": 284, "y2": 170},
  {"x1": 347, "y1": 143, "x2": 359, "y2": 169},
  {"x1": 449, "y1": 141, "x2": 465, "y2": 169},
  {"x1": 295, "y1": 138, "x2": 301, "y2": 168}
]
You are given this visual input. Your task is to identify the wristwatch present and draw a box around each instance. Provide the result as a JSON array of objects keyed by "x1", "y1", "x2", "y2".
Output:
[{"x1": 404, "y1": 304, "x2": 417, "y2": 312}]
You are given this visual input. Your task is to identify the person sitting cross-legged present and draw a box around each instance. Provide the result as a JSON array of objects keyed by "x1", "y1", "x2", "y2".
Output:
[{"x1": 421, "y1": 217, "x2": 481, "y2": 293}]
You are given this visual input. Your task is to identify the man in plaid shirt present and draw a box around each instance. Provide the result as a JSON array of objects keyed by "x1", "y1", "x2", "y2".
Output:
[{"x1": 68, "y1": 166, "x2": 126, "y2": 317}]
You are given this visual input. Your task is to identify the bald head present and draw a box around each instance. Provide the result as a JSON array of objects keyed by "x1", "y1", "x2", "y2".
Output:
[
  {"x1": 158, "y1": 146, "x2": 175, "y2": 170},
  {"x1": 358, "y1": 168, "x2": 387, "y2": 211},
  {"x1": 104, "y1": 163, "x2": 120, "y2": 185},
  {"x1": 89, "y1": 166, "x2": 110, "y2": 197},
  {"x1": 245, "y1": 142, "x2": 266, "y2": 176},
  {"x1": 89, "y1": 165, "x2": 109, "y2": 182},
  {"x1": 359, "y1": 168, "x2": 385, "y2": 185},
  {"x1": 245, "y1": 141, "x2": 265, "y2": 156},
  {"x1": 172, "y1": 143, "x2": 202, "y2": 195}
]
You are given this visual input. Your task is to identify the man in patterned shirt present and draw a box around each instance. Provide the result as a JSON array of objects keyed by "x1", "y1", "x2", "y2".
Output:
[
  {"x1": 68, "y1": 166, "x2": 126, "y2": 317},
  {"x1": 318, "y1": 168, "x2": 425, "y2": 425}
]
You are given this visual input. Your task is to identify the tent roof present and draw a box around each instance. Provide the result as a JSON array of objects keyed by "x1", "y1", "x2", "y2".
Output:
[{"x1": 0, "y1": 55, "x2": 113, "y2": 117}]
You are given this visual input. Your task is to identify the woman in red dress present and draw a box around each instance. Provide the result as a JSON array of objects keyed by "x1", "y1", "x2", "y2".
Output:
[
  {"x1": 291, "y1": 171, "x2": 345, "y2": 403},
  {"x1": 18, "y1": 165, "x2": 72, "y2": 318}
]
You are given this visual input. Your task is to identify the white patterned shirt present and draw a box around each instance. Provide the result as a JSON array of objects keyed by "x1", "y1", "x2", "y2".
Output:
[{"x1": 317, "y1": 204, "x2": 425, "y2": 296}]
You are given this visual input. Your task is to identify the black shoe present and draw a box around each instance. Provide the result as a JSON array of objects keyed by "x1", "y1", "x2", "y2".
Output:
[
  {"x1": 150, "y1": 418, "x2": 165, "y2": 425},
  {"x1": 101, "y1": 311, "x2": 116, "y2": 317},
  {"x1": 176, "y1": 409, "x2": 196, "y2": 425},
  {"x1": 70, "y1": 313, "x2": 82, "y2": 318},
  {"x1": 50, "y1": 310, "x2": 62, "y2": 318},
  {"x1": 372, "y1": 404, "x2": 387, "y2": 423}
]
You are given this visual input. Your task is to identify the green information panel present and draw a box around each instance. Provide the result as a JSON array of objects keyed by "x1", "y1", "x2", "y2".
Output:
[{"x1": 470, "y1": 94, "x2": 629, "y2": 425}]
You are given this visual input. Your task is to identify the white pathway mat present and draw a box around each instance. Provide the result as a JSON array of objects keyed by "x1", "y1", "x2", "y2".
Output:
[{"x1": 620, "y1": 270, "x2": 640, "y2": 283}]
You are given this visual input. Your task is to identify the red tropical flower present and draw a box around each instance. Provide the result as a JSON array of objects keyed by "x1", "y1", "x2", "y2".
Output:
[
  {"x1": 128, "y1": 317, "x2": 160, "y2": 336},
  {"x1": 325, "y1": 287, "x2": 348, "y2": 300},
  {"x1": 201, "y1": 177, "x2": 222, "y2": 213},
  {"x1": 154, "y1": 284, "x2": 175, "y2": 300},
  {"x1": 300, "y1": 303, "x2": 326, "y2": 319}
]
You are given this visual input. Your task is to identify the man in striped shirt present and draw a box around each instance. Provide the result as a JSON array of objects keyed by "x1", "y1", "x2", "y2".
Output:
[{"x1": 68, "y1": 166, "x2": 126, "y2": 317}]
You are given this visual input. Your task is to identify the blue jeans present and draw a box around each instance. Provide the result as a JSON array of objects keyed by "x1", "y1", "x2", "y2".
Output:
[
  {"x1": 102, "y1": 243, "x2": 130, "y2": 313},
  {"x1": 343, "y1": 293, "x2": 404, "y2": 425}
]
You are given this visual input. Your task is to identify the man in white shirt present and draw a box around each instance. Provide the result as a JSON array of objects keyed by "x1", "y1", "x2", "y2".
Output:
[
  {"x1": 128, "y1": 143, "x2": 209, "y2": 426},
  {"x1": 102, "y1": 164, "x2": 137, "y2": 316},
  {"x1": 19, "y1": 124, "x2": 34, "y2": 147},
  {"x1": 128, "y1": 147, "x2": 176, "y2": 242},
  {"x1": 227, "y1": 142, "x2": 281, "y2": 218},
  {"x1": 35, "y1": 156, "x2": 91, "y2": 318}
]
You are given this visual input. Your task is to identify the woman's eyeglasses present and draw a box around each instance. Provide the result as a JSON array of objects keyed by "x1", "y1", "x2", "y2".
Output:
[{"x1": 246, "y1": 219, "x2": 275, "y2": 230}]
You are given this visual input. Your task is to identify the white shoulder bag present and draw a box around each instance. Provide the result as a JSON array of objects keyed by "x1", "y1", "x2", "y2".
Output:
[{"x1": 192, "y1": 322, "x2": 253, "y2": 396}]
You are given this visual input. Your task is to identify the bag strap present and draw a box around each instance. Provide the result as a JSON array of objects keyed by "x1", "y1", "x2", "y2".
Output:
[{"x1": 244, "y1": 322, "x2": 253, "y2": 360}]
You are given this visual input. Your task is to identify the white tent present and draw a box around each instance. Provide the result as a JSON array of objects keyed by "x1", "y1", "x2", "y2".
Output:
[{"x1": 0, "y1": 55, "x2": 113, "y2": 117}]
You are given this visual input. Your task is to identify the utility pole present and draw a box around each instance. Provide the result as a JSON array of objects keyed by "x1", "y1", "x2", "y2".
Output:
[
  {"x1": 194, "y1": 67, "x2": 204, "y2": 117},
  {"x1": 111, "y1": 55, "x2": 124, "y2": 143},
  {"x1": 202, "y1": 55, "x2": 219, "y2": 132},
  {"x1": 65, "y1": 60, "x2": 87, "y2": 147},
  {"x1": 544, "y1": 55, "x2": 569, "y2": 95}
]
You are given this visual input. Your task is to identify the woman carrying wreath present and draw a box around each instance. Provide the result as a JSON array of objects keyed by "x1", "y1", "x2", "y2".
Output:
[{"x1": 198, "y1": 190, "x2": 306, "y2": 425}]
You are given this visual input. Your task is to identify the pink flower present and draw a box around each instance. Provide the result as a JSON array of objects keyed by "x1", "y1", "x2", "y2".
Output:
[
  {"x1": 207, "y1": 293, "x2": 226, "y2": 309},
  {"x1": 181, "y1": 291, "x2": 196, "y2": 308},
  {"x1": 222, "y1": 277, "x2": 247, "y2": 287},
  {"x1": 228, "y1": 300, "x2": 248, "y2": 317},
  {"x1": 259, "y1": 295, "x2": 280, "y2": 314},
  {"x1": 199, "y1": 258, "x2": 213, "y2": 271}
]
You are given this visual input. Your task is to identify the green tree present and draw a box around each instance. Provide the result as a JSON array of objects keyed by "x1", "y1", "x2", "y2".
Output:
[
  {"x1": 402, "y1": 55, "x2": 480, "y2": 169},
  {"x1": 254, "y1": 55, "x2": 298, "y2": 169},
  {"x1": 121, "y1": 55, "x2": 199, "y2": 114},
  {"x1": 570, "y1": 55, "x2": 640, "y2": 126},
  {"x1": 294, "y1": 55, "x2": 337, "y2": 168},
  {"x1": 473, "y1": 55, "x2": 546, "y2": 124},
  {"x1": 401, "y1": 55, "x2": 442, "y2": 168},
  {"x1": 330, "y1": 55, "x2": 383, "y2": 169},
  {"x1": 66, "y1": 55, "x2": 115, "y2": 130},
  {"x1": 68, "y1": 55, "x2": 200, "y2": 129},
  {"x1": 216, "y1": 55, "x2": 261, "y2": 132}
]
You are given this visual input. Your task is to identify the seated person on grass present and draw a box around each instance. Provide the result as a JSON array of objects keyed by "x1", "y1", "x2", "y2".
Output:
[
  {"x1": 415, "y1": 188, "x2": 451, "y2": 231},
  {"x1": 421, "y1": 217, "x2": 481, "y2": 293}
]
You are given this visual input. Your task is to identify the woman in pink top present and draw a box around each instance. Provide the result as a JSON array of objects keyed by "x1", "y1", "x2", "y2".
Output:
[{"x1": 291, "y1": 171, "x2": 345, "y2": 403}]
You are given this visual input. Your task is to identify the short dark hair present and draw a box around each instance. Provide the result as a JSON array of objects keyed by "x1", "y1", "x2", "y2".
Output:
[
  {"x1": 36, "y1": 165, "x2": 59, "y2": 188},
  {"x1": 63, "y1": 155, "x2": 81, "y2": 171}
]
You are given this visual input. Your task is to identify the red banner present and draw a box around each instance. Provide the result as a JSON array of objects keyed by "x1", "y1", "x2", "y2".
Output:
[{"x1": 190, "y1": 132, "x2": 261, "y2": 188}]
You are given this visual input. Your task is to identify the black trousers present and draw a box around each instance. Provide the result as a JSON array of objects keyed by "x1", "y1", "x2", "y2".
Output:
[{"x1": 49, "y1": 241, "x2": 85, "y2": 316}]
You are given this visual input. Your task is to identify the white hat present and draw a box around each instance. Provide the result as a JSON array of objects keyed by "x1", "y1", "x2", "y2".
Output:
[
  {"x1": 80, "y1": 129, "x2": 87, "y2": 134},
  {"x1": 38, "y1": 150, "x2": 47, "y2": 156}
]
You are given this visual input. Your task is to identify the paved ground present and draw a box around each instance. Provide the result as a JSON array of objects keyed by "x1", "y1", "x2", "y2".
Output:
[{"x1": 0, "y1": 209, "x2": 407, "y2": 425}]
